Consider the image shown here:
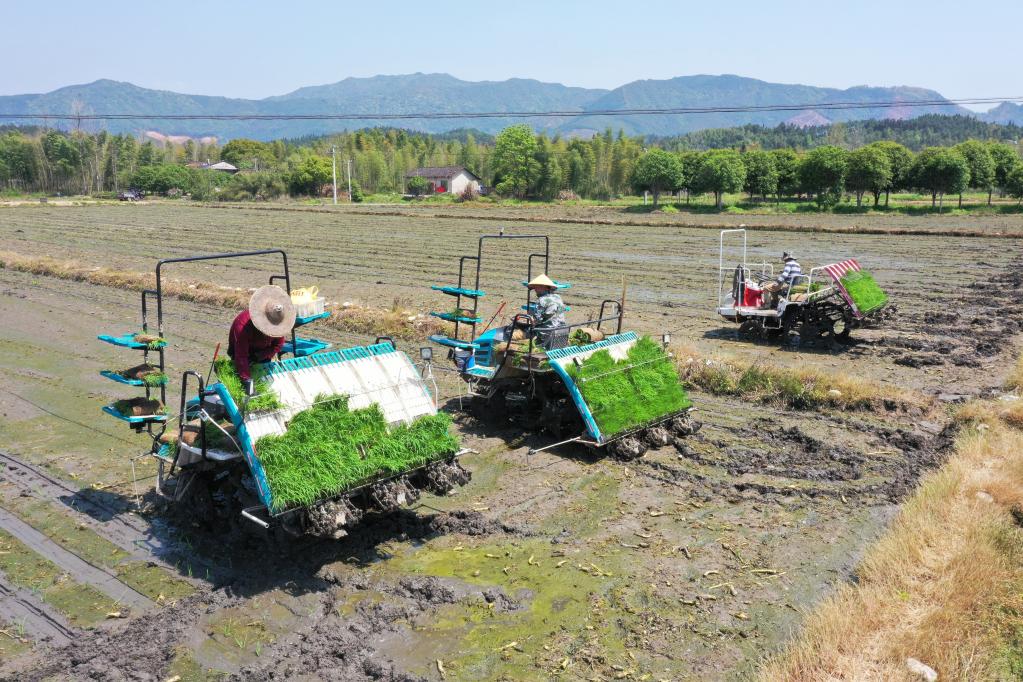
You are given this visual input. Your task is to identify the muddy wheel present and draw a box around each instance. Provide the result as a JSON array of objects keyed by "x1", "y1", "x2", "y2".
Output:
[
  {"x1": 608, "y1": 436, "x2": 647, "y2": 461},
  {"x1": 541, "y1": 398, "x2": 583, "y2": 440},
  {"x1": 305, "y1": 498, "x2": 362, "y2": 539},
  {"x1": 643, "y1": 426, "x2": 672, "y2": 447},
  {"x1": 471, "y1": 389, "x2": 507, "y2": 426},
  {"x1": 738, "y1": 320, "x2": 760, "y2": 339},
  {"x1": 669, "y1": 414, "x2": 702, "y2": 437},
  {"x1": 833, "y1": 314, "x2": 852, "y2": 341}
]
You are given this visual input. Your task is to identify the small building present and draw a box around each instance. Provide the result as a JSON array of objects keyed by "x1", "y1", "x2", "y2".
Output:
[
  {"x1": 187, "y1": 161, "x2": 238, "y2": 174},
  {"x1": 405, "y1": 166, "x2": 480, "y2": 195},
  {"x1": 206, "y1": 161, "x2": 238, "y2": 174}
]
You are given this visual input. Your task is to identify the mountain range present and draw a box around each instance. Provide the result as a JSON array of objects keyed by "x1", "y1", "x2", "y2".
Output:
[{"x1": 0, "y1": 73, "x2": 1018, "y2": 141}]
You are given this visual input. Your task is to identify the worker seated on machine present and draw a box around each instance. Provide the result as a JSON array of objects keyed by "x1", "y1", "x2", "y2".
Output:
[
  {"x1": 228, "y1": 285, "x2": 296, "y2": 394},
  {"x1": 762, "y1": 252, "x2": 801, "y2": 309},
  {"x1": 527, "y1": 274, "x2": 569, "y2": 350}
]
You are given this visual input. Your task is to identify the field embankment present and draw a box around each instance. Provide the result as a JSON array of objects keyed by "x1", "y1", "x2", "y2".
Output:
[{"x1": 761, "y1": 390, "x2": 1023, "y2": 681}]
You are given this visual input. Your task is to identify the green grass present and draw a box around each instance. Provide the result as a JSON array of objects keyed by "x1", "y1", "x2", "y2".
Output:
[
  {"x1": 254, "y1": 395, "x2": 460, "y2": 512},
  {"x1": 566, "y1": 336, "x2": 691, "y2": 437},
  {"x1": 840, "y1": 269, "x2": 889, "y2": 313},
  {"x1": 213, "y1": 357, "x2": 282, "y2": 413}
]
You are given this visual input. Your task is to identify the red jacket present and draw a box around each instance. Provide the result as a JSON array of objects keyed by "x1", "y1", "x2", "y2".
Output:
[{"x1": 227, "y1": 310, "x2": 284, "y2": 381}]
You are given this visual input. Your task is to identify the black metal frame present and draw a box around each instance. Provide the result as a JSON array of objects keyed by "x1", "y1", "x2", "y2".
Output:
[
  {"x1": 444, "y1": 231, "x2": 624, "y2": 380},
  {"x1": 136, "y1": 249, "x2": 294, "y2": 444}
]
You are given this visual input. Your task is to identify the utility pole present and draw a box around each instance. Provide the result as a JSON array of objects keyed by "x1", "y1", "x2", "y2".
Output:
[
  {"x1": 331, "y1": 145, "x2": 338, "y2": 205},
  {"x1": 346, "y1": 158, "x2": 353, "y2": 200}
]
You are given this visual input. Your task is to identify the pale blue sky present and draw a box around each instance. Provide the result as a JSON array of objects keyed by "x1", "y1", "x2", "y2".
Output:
[{"x1": 3, "y1": 0, "x2": 1020, "y2": 109}]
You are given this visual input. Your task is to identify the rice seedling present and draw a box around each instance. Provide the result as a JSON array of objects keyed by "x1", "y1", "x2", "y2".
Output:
[
  {"x1": 117, "y1": 363, "x2": 168, "y2": 386},
  {"x1": 213, "y1": 358, "x2": 282, "y2": 413},
  {"x1": 567, "y1": 336, "x2": 691, "y2": 436},
  {"x1": 112, "y1": 398, "x2": 166, "y2": 417},
  {"x1": 141, "y1": 371, "x2": 169, "y2": 387},
  {"x1": 254, "y1": 395, "x2": 459, "y2": 512},
  {"x1": 131, "y1": 332, "x2": 166, "y2": 349},
  {"x1": 840, "y1": 269, "x2": 889, "y2": 313}
]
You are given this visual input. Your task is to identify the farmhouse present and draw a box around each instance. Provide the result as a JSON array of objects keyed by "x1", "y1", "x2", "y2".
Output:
[
  {"x1": 405, "y1": 166, "x2": 480, "y2": 195},
  {"x1": 186, "y1": 161, "x2": 239, "y2": 174}
]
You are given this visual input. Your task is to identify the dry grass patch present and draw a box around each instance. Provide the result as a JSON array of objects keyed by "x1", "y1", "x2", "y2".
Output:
[
  {"x1": 760, "y1": 410, "x2": 1023, "y2": 681},
  {"x1": 672, "y1": 345, "x2": 925, "y2": 413},
  {"x1": 0, "y1": 250, "x2": 440, "y2": 340},
  {"x1": 1004, "y1": 355, "x2": 1023, "y2": 392}
]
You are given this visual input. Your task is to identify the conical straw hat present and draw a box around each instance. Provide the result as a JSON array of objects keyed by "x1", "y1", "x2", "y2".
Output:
[
  {"x1": 249, "y1": 285, "x2": 296, "y2": 336},
  {"x1": 527, "y1": 274, "x2": 556, "y2": 288}
]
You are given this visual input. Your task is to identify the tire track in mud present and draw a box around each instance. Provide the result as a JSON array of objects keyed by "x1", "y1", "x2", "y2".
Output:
[
  {"x1": 0, "y1": 451, "x2": 207, "y2": 586},
  {"x1": 0, "y1": 577, "x2": 76, "y2": 647},
  {"x1": 0, "y1": 507, "x2": 153, "y2": 612}
]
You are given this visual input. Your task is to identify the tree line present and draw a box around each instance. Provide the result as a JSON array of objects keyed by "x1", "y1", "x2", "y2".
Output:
[
  {"x1": 1, "y1": 122, "x2": 1021, "y2": 208},
  {"x1": 629, "y1": 139, "x2": 1023, "y2": 210}
]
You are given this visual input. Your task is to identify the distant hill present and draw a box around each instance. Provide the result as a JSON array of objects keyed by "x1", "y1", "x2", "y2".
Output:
[
  {"x1": 981, "y1": 102, "x2": 1023, "y2": 126},
  {"x1": 0, "y1": 73, "x2": 1009, "y2": 140},
  {"x1": 567, "y1": 75, "x2": 974, "y2": 136}
]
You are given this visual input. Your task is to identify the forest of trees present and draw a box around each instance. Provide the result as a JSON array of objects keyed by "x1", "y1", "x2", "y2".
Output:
[{"x1": 1, "y1": 116, "x2": 1021, "y2": 208}]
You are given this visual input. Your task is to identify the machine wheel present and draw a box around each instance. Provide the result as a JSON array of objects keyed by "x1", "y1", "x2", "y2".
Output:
[
  {"x1": 669, "y1": 414, "x2": 702, "y2": 437},
  {"x1": 643, "y1": 426, "x2": 673, "y2": 447},
  {"x1": 471, "y1": 389, "x2": 507, "y2": 426},
  {"x1": 541, "y1": 398, "x2": 584, "y2": 440},
  {"x1": 608, "y1": 436, "x2": 647, "y2": 461}
]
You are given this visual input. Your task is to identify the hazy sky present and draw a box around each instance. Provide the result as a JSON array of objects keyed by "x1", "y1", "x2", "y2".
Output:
[{"x1": 3, "y1": 0, "x2": 1020, "y2": 108}]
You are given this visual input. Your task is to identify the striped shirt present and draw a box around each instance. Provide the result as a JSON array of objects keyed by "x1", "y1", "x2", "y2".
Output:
[{"x1": 777, "y1": 260, "x2": 802, "y2": 284}]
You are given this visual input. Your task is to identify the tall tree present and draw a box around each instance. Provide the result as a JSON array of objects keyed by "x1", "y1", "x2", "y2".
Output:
[
  {"x1": 845, "y1": 146, "x2": 892, "y2": 207},
  {"x1": 492, "y1": 124, "x2": 539, "y2": 198},
  {"x1": 769, "y1": 148, "x2": 800, "y2": 199},
  {"x1": 987, "y1": 142, "x2": 1020, "y2": 201},
  {"x1": 692, "y1": 150, "x2": 746, "y2": 209},
  {"x1": 629, "y1": 148, "x2": 683, "y2": 207},
  {"x1": 798, "y1": 146, "x2": 848, "y2": 208},
  {"x1": 910, "y1": 147, "x2": 970, "y2": 211},
  {"x1": 1006, "y1": 164, "x2": 1023, "y2": 205},
  {"x1": 867, "y1": 141, "x2": 913, "y2": 207},
  {"x1": 954, "y1": 140, "x2": 995, "y2": 207},
  {"x1": 741, "y1": 150, "x2": 778, "y2": 199}
]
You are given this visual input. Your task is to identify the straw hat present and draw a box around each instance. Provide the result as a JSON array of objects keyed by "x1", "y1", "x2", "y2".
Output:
[
  {"x1": 527, "y1": 274, "x2": 557, "y2": 289},
  {"x1": 248, "y1": 285, "x2": 296, "y2": 336}
]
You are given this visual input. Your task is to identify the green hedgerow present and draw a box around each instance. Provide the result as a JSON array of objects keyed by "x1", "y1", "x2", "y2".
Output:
[
  {"x1": 254, "y1": 395, "x2": 460, "y2": 512},
  {"x1": 566, "y1": 336, "x2": 691, "y2": 437},
  {"x1": 841, "y1": 269, "x2": 889, "y2": 314},
  {"x1": 213, "y1": 357, "x2": 282, "y2": 413}
]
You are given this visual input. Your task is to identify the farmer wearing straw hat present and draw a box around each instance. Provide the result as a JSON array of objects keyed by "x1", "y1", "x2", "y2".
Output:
[
  {"x1": 228, "y1": 285, "x2": 296, "y2": 393},
  {"x1": 527, "y1": 274, "x2": 567, "y2": 348}
]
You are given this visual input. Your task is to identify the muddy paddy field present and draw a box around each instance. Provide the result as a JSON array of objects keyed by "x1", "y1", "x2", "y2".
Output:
[{"x1": 0, "y1": 203, "x2": 1020, "y2": 680}]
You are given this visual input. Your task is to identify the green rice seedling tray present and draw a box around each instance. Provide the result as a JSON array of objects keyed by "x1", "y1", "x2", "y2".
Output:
[
  {"x1": 100, "y1": 370, "x2": 168, "y2": 387},
  {"x1": 98, "y1": 332, "x2": 167, "y2": 350},
  {"x1": 840, "y1": 270, "x2": 889, "y2": 314},
  {"x1": 547, "y1": 332, "x2": 691, "y2": 443},
  {"x1": 212, "y1": 341, "x2": 457, "y2": 513}
]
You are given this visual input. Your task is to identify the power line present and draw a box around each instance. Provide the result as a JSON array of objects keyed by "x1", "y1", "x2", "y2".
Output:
[{"x1": 0, "y1": 96, "x2": 1020, "y2": 122}]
